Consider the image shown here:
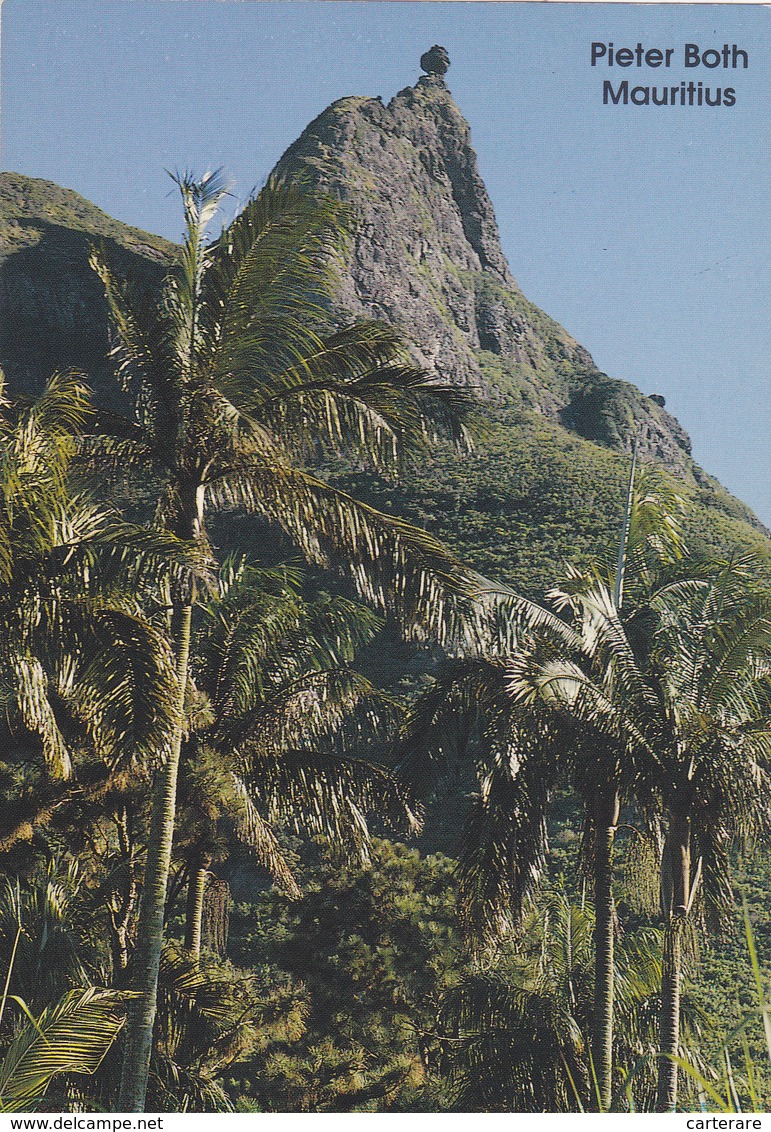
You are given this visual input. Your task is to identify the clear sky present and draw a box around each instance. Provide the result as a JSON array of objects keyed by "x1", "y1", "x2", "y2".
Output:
[{"x1": 2, "y1": 1, "x2": 769, "y2": 522}]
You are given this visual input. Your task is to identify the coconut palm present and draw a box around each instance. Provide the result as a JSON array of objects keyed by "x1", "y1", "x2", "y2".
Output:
[{"x1": 90, "y1": 170, "x2": 476, "y2": 1109}]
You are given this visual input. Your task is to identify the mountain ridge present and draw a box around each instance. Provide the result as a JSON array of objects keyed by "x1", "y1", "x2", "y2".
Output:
[{"x1": 0, "y1": 171, "x2": 174, "y2": 395}]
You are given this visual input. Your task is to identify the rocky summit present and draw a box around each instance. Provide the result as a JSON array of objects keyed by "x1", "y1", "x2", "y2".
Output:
[{"x1": 274, "y1": 51, "x2": 692, "y2": 474}]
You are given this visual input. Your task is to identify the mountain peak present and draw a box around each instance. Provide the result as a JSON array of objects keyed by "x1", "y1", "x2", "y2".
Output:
[{"x1": 274, "y1": 73, "x2": 696, "y2": 475}]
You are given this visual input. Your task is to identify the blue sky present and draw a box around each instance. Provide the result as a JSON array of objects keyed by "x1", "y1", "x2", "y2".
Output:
[{"x1": 2, "y1": 1, "x2": 769, "y2": 521}]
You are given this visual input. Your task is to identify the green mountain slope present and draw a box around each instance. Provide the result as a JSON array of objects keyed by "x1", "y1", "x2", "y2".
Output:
[{"x1": 331, "y1": 410, "x2": 770, "y2": 602}]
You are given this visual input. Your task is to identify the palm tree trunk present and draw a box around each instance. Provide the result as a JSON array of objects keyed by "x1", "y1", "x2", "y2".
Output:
[
  {"x1": 656, "y1": 811, "x2": 691, "y2": 1113},
  {"x1": 118, "y1": 481, "x2": 204, "y2": 1111},
  {"x1": 591, "y1": 788, "x2": 619, "y2": 1112},
  {"x1": 184, "y1": 850, "x2": 212, "y2": 960},
  {"x1": 117, "y1": 601, "x2": 193, "y2": 1112},
  {"x1": 109, "y1": 876, "x2": 137, "y2": 982}
]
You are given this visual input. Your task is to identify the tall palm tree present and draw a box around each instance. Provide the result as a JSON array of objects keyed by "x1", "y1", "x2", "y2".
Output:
[
  {"x1": 507, "y1": 576, "x2": 661, "y2": 1108},
  {"x1": 91, "y1": 170, "x2": 477, "y2": 1110},
  {"x1": 646, "y1": 564, "x2": 771, "y2": 1110},
  {"x1": 502, "y1": 457, "x2": 697, "y2": 1110},
  {"x1": 400, "y1": 461, "x2": 693, "y2": 1110},
  {"x1": 511, "y1": 558, "x2": 771, "y2": 1111}
]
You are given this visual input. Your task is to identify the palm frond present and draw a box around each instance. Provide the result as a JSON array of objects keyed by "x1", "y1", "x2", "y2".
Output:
[
  {"x1": 207, "y1": 177, "x2": 346, "y2": 400},
  {"x1": 244, "y1": 321, "x2": 474, "y2": 470},
  {"x1": 227, "y1": 777, "x2": 301, "y2": 899},
  {"x1": 244, "y1": 748, "x2": 420, "y2": 858},
  {"x1": 0, "y1": 988, "x2": 128, "y2": 1113},
  {"x1": 228, "y1": 667, "x2": 391, "y2": 757},
  {"x1": 472, "y1": 575, "x2": 582, "y2": 653},
  {"x1": 89, "y1": 247, "x2": 175, "y2": 435},
  {"x1": 25, "y1": 370, "x2": 94, "y2": 442},
  {"x1": 699, "y1": 599, "x2": 771, "y2": 716},
  {"x1": 69, "y1": 607, "x2": 178, "y2": 769},
  {"x1": 207, "y1": 461, "x2": 481, "y2": 646},
  {"x1": 167, "y1": 168, "x2": 233, "y2": 386},
  {"x1": 10, "y1": 653, "x2": 73, "y2": 781}
]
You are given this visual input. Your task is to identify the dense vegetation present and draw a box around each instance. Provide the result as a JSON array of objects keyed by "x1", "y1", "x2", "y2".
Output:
[
  {"x1": 329, "y1": 408, "x2": 771, "y2": 602},
  {"x1": 0, "y1": 174, "x2": 769, "y2": 1116}
]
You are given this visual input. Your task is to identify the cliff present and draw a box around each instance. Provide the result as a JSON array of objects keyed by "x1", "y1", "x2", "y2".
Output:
[{"x1": 0, "y1": 171, "x2": 174, "y2": 396}]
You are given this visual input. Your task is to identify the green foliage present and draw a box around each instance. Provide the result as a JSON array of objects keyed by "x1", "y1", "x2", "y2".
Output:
[
  {"x1": 0, "y1": 988, "x2": 128, "y2": 1113},
  {"x1": 228, "y1": 838, "x2": 461, "y2": 1111}
]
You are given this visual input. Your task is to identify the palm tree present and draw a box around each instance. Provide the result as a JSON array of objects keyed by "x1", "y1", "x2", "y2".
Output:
[
  {"x1": 91, "y1": 170, "x2": 476, "y2": 1110},
  {"x1": 506, "y1": 576, "x2": 660, "y2": 1108},
  {"x1": 511, "y1": 558, "x2": 771, "y2": 1111},
  {"x1": 175, "y1": 557, "x2": 416, "y2": 959},
  {"x1": 645, "y1": 564, "x2": 771, "y2": 1110},
  {"x1": 0, "y1": 370, "x2": 191, "y2": 854},
  {"x1": 400, "y1": 460, "x2": 694, "y2": 1110},
  {"x1": 397, "y1": 648, "x2": 629, "y2": 1108},
  {"x1": 504, "y1": 457, "x2": 701, "y2": 1111}
]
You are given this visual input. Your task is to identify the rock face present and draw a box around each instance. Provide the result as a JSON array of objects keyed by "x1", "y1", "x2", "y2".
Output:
[
  {"x1": 0, "y1": 172, "x2": 174, "y2": 396},
  {"x1": 274, "y1": 61, "x2": 693, "y2": 473}
]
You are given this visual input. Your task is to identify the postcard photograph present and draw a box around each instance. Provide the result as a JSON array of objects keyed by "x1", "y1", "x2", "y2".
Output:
[{"x1": 0, "y1": 0, "x2": 769, "y2": 1117}]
